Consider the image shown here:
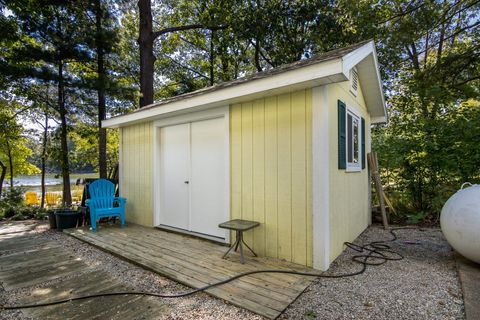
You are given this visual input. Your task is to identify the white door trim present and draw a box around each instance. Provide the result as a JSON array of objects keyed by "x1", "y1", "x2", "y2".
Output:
[{"x1": 153, "y1": 106, "x2": 230, "y2": 243}]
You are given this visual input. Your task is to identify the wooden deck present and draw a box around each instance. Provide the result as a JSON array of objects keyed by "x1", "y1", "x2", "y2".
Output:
[
  {"x1": 0, "y1": 222, "x2": 167, "y2": 319},
  {"x1": 65, "y1": 224, "x2": 316, "y2": 319}
]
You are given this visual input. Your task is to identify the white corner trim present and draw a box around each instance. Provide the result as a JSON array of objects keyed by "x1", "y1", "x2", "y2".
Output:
[
  {"x1": 118, "y1": 128, "x2": 123, "y2": 197},
  {"x1": 153, "y1": 123, "x2": 160, "y2": 226},
  {"x1": 312, "y1": 86, "x2": 330, "y2": 271}
]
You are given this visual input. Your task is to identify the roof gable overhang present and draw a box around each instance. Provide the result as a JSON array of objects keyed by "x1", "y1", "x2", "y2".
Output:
[
  {"x1": 103, "y1": 41, "x2": 386, "y2": 128},
  {"x1": 342, "y1": 41, "x2": 387, "y2": 124}
]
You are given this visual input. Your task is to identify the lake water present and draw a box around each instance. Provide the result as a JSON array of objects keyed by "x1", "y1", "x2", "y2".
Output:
[{"x1": 2, "y1": 173, "x2": 98, "y2": 193}]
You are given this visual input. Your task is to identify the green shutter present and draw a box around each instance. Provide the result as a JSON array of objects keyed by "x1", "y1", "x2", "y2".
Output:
[
  {"x1": 338, "y1": 100, "x2": 346, "y2": 169},
  {"x1": 361, "y1": 117, "x2": 366, "y2": 169}
]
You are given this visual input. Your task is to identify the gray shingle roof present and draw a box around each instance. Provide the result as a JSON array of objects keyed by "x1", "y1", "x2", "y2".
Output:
[{"x1": 133, "y1": 40, "x2": 371, "y2": 113}]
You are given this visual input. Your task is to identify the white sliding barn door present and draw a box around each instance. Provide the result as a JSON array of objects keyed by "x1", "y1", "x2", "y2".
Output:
[
  {"x1": 159, "y1": 117, "x2": 226, "y2": 239},
  {"x1": 190, "y1": 117, "x2": 226, "y2": 238},
  {"x1": 159, "y1": 123, "x2": 190, "y2": 231}
]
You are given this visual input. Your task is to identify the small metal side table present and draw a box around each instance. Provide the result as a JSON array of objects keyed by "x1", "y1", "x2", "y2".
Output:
[{"x1": 219, "y1": 219, "x2": 260, "y2": 264}]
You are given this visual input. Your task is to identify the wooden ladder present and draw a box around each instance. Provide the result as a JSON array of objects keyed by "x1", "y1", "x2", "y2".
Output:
[{"x1": 368, "y1": 152, "x2": 391, "y2": 229}]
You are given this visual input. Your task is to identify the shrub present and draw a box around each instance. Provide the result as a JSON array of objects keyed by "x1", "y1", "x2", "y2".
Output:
[
  {"x1": 3, "y1": 207, "x2": 16, "y2": 218},
  {"x1": 34, "y1": 208, "x2": 48, "y2": 220},
  {"x1": 0, "y1": 187, "x2": 25, "y2": 209},
  {"x1": 19, "y1": 207, "x2": 36, "y2": 219},
  {"x1": 11, "y1": 213, "x2": 27, "y2": 221}
]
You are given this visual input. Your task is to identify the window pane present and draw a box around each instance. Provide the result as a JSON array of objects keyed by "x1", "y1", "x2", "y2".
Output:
[
  {"x1": 347, "y1": 114, "x2": 353, "y2": 163},
  {"x1": 353, "y1": 118, "x2": 359, "y2": 163}
]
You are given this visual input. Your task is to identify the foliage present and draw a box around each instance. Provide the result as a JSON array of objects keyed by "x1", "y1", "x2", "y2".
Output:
[
  {"x1": 374, "y1": 99, "x2": 480, "y2": 223},
  {"x1": 363, "y1": 0, "x2": 480, "y2": 223},
  {"x1": 0, "y1": 102, "x2": 40, "y2": 185},
  {"x1": 0, "y1": 187, "x2": 24, "y2": 218},
  {"x1": 0, "y1": 187, "x2": 49, "y2": 220},
  {"x1": 69, "y1": 124, "x2": 119, "y2": 173},
  {"x1": 11, "y1": 207, "x2": 48, "y2": 221},
  {"x1": 0, "y1": 0, "x2": 479, "y2": 224},
  {"x1": 148, "y1": 0, "x2": 355, "y2": 98}
]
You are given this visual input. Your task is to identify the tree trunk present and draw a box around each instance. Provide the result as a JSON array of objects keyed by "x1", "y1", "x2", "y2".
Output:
[
  {"x1": 6, "y1": 140, "x2": 13, "y2": 188},
  {"x1": 95, "y1": 0, "x2": 107, "y2": 178},
  {"x1": 254, "y1": 39, "x2": 262, "y2": 72},
  {"x1": 0, "y1": 160, "x2": 6, "y2": 198},
  {"x1": 138, "y1": 0, "x2": 155, "y2": 107},
  {"x1": 58, "y1": 61, "x2": 72, "y2": 206},
  {"x1": 40, "y1": 112, "x2": 48, "y2": 208},
  {"x1": 209, "y1": 30, "x2": 215, "y2": 86},
  {"x1": 137, "y1": 0, "x2": 226, "y2": 107}
]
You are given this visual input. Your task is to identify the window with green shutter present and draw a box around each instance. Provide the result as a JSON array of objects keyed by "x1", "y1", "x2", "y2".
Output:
[{"x1": 338, "y1": 100, "x2": 364, "y2": 172}]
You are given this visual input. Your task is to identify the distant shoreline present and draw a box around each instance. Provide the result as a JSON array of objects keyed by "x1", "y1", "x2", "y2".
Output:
[{"x1": 1, "y1": 173, "x2": 98, "y2": 191}]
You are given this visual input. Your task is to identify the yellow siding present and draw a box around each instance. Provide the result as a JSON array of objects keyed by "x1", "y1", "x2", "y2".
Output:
[
  {"x1": 120, "y1": 122, "x2": 154, "y2": 227},
  {"x1": 230, "y1": 89, "x2": 313, "y2": 267},
  {"x1": 327, "y1": 80, "x2": 371, "y2": 262}
]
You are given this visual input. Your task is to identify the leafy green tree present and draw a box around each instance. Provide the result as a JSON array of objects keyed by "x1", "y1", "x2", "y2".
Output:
[
  {"x1": 22, "y1": 84, "x2": 56, "y2": 208},
  {"x1": 0, "y1": 102, "x2": 39, "y2": 197},
  {"x1": 1, "y1": 0, "x2": 96, "y2": 205},
  {"x1": 345, "y1": 0, "x2": 480, "y2": 221}
]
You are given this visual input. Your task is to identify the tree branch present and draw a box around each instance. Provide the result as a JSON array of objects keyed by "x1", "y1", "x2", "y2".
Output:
[
  {"x1": 454, "y1": 75, "x2": 480, "y2": 87},
  {"x1": 164, "y1": 56, "x2": 209, "y2": 80},
  {"x1": 377, "y1": 1, "x2": 425, "y2": 25},
  {"x1": 153, "y1": 24, "x2": 227, "y2": 40}
]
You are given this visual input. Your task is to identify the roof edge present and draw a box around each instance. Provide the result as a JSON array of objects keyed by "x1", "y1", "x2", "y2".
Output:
[{"x1": 103, "y1": 40, "x2": 384, "y2": 128}]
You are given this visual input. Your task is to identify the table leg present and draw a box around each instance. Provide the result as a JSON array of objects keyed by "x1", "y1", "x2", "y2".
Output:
[
  {"x1": 221, "y1": 229, "x2": 257, "y2": 264},
  {"x1": 223, "y1": 234, "x2": 240, "y2": 259},
  {"x1": 238, "y1": 231, "x2": 245, "y2": 264},
  {"x1": 241, "y1": 237, "x2": 257, "y2": 257},
  {"x1": 234, "y1": 230, "x2": 241, "y2": 252}
]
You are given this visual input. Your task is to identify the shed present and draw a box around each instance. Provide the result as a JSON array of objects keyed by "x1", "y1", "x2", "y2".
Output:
[{"x1": 103, "y1": 40, "x2": 386, "y2": 271}]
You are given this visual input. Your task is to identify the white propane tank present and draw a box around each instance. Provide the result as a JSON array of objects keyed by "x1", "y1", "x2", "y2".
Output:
[{"x1": 440, "y1": 183, "x2": 480, "y2": 264}]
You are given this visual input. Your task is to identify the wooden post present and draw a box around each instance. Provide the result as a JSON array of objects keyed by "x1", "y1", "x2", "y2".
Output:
[{"x1": 368, "y1": 152, "x2": 389, "y2": 229}]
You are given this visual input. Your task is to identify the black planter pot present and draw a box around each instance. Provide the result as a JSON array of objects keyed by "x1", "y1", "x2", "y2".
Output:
[
  {"x1": 48, "y1": 211, "x2": 57, "y2": 229},
  {"x1": 55, "y1": 210, "x2": 79, "y2": 231}
]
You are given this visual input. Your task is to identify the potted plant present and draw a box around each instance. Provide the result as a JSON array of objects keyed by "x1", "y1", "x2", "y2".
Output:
[{"x1": 54, "y1": 206, "x2": 79, "y2": 231}]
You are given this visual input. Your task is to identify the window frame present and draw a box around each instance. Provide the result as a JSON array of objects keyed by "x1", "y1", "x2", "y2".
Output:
[{"x1": 345, "y1": 106, "x2": 362, "y2": 172}]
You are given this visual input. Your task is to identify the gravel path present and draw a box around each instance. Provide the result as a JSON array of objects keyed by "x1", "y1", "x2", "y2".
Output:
[
  {"x1": 281, "y1": 226, "x2": 464, "y2": 320},
  {"x1": 0, "y1": 222, "x2": 464, "y2": 319}
]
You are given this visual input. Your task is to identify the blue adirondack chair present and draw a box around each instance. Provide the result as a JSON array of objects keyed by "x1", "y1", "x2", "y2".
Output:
[{"x1": 86, "y1": 179, "x2": 126, "y2": 232}]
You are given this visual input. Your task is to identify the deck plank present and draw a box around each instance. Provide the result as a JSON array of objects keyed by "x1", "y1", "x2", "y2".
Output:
[
  {"x1": 97, "y1": 228, "x2": 305, "y2": 293},
  {"x1": 0, "y1": 227, "x2": 167, "y2": 319},
  {"x1": 65, "y1": 224, "x2": 315, "y2": 319}
]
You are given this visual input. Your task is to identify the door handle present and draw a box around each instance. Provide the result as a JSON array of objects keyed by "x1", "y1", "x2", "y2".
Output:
[{"x1": 184, "y1": 181, "x2": 189, "y2": 184}]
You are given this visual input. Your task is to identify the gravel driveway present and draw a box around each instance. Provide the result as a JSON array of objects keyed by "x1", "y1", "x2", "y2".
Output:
[{"x1": 0, "y1": 222, "x2": 464, "y2": 319}]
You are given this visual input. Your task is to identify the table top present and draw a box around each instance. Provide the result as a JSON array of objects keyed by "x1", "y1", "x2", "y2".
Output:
[{"x1": 218, "y1": 219, "x2": 260, "y2": 231}]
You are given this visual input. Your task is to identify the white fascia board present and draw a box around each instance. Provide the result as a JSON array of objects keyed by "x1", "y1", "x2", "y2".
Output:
[
  {"x1": 342, "y1": 41, "x2": 375, "y2": 76},
  {"x1": 341, "y1": 41, "x2": 387, "y2": 122},
  {"x1": 103, "y1": 58, "x2": 343, "y2": 128},
  {"x1": 371, "y1": 115, "x2": 387, "y2": 124},
  {"x1": 368, "y1": 44, "x2": 387, "y2": 120}
]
